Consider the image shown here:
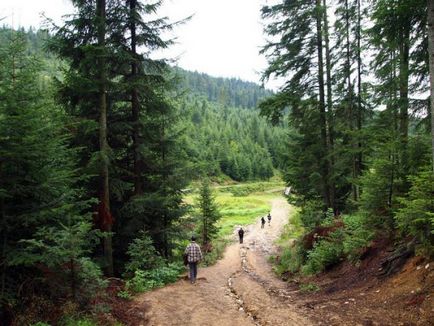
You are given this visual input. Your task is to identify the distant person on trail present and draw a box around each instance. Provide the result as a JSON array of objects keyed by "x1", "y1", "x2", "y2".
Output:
[
  {"x1": 184, "y1": 235, "x2": 203, "y2": 284},
  {"x1": 238, "y1": 227, "x2": 245, "y2": 244},
  {"x1": 261, "y1": 216, "x2": 265, "y2": 229},
  {"x1": 267, "y1": 212, "x2": 271, "y2": 226}
]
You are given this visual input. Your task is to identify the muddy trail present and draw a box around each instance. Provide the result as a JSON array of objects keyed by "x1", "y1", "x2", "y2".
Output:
[{"x1": 128, "y1": 198, "x2": 315, "y2": 326}]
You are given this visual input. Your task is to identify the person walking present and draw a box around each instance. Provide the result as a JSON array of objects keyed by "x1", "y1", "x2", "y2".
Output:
[
  {"x1": 261, "y1": 216, "x2": 265, "y2": 229},
  {"x1": 238, "y1": 227, "x2": 245, "y2": 244},
  {"x1": 184, "y1": 235, "x2": 203, "y2": 284},
  {"x1": 267, "y1": 212, "x2": 271, "y2": 226}
]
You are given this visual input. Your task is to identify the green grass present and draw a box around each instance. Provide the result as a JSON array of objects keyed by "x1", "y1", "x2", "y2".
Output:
[
  {"x1": 185, "y1": 180, "x2": 285, "y2": 238},
  {"x1": 185, "y1": 180, "x2": 285, "y2": 266},
  {"x1": 216, "y1": 192, "x2": 275, "y2": 236},
  {"x1": 275, "y1": 207, "x2": 304, "y2": 246}
]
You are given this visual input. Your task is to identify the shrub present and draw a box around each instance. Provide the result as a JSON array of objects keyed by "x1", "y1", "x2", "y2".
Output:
[
  {"x1": 299, "y1": 200, "x2": 325, "y2": 229},
  {"x1": 125, "y1": 263, "x2": 184, "y2": 293},
  {"x1": 302, "y1": 229, "x2": 344, "y2": 275},
  {"x1": 274, "y1": 243, "x2": 306, "y2": 275},
  {"x1": 202, "y1": 238, "x2": 229, "y2": 266},
  {"x1": 299, "y1": 283, "x2": 320, "y2": 292},
  {"x1": 76, "y1": 257, "x2": 108, "y2": 304},
  {"x1": 342, "y1": 214, "x2": 375, "y2": 263},
  {"x1": 395, "y1": 170, "x2": 434, "y2": 256},
  {"x1": 358, "y1": 157, "x2": 397, "y2": 228},
  {"x1": 124, "y1": 230, "x2": 164, "y2": 275}
]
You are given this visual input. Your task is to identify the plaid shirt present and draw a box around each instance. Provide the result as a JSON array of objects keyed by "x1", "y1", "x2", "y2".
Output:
[{"x1": 185, "y1": 242, "x2": 203, "y2": 263}]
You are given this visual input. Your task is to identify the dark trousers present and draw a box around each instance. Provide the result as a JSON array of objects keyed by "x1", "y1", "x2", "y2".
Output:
[
  {"x1": 189, "y1": 262, "x2": 198, "y2": 283},
  {"x1": 239, "y1": 236, "x2": 243, "y2": 244}
]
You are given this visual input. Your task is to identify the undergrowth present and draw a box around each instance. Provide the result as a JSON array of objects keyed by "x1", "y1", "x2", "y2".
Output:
[{"x1": 274, "y1": 202, "x2": 375, "y2": 276}]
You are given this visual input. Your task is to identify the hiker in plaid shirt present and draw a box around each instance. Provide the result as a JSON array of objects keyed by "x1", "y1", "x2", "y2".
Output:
[{"x1": 184, "y1": 235, "x2": 203, "y2": 284}]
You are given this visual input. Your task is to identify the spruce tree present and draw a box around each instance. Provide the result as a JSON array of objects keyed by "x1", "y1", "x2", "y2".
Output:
[
  {"x1": 260, "y1": 0, "x2": 335, "y2": 209},
  {"x1": 197, "y1": 180, "x2": 221, "y2": 248},
  {"x1": 428, "y1": 0, "x2": 434, "y2": 171},
  {"x1": 0, "y1": 30, "x2": 98, "y2": 307}
]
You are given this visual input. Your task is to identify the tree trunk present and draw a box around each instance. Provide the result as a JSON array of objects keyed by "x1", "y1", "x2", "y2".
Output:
[
  {"x1": 0, "y1": 166, "x2": 6, "y2": 298},
  {"x1": 356, "y1": 0, "x2": 363, "y2": 198},
  {"x1": 316, "y1": 0, "x2": 331, "y2": 209},
  {"x1": 342, "y1": 0, "x2": 359, "y2": 202},
  {"x1": 130, "y1": 0, "x2": 142, "y2": 195},
  {"x1": 322, "y1": 0, "x2": 336, "y2": 212},
  {"x1": 97, "y1": 0, "x2": 113, "y2": 276},
  {"x1": 427, "y1": 0, "x2": 434, "y2": 172},
  {"x1": 399, "y1": 21, "x2": 410, "y2": 178}
]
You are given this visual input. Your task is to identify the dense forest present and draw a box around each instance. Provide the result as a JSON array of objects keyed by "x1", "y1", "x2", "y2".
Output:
[
  {"x1": 0, "y1": 0, "x2": 434, "y2": 324},
  {"x1": 0, "y1": 7, "x2": 285, "y2": 322},
  {"x1": 260, "y1": 0, "x2": 434, "y2": 276}
]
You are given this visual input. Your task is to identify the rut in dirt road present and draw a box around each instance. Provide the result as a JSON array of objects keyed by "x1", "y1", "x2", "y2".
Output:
[{"x1": 130, "y1": 198, "x2": 313, "y2": 326}]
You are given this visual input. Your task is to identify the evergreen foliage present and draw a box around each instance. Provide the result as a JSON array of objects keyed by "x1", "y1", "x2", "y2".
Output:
[
  {"x1": 196, "y1": 180, "x2": 221, "y2": 247},
  {"x1": 0, "y1": 30, "x2": 100, "y2": 310},
  {"x1": 261, "y1": 0, "x2": 434, "y2": 277},
  {"x1": 177, "y1": 68, "x2": 272, "y2": 109},
  {"x1": 396, "y1": 170, "x2": 434, "y2": 254}
]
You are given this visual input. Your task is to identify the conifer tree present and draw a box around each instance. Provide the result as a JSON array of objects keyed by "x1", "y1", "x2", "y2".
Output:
[
  {"x1": 0, "y1": 30, "x2": 97, "y2": 307},
  {"x1": 428, "y1": 0, "x2": 434, "y2": 171},
  {"x1": 197, "y1": 180, "x2": 221, "y2": 248},
  {"x1": 260, "y1": 0, "x2": 335, "y2": 209},
  {"x1": 48, "y1": 0, "x2": 116, "y2": 275}
]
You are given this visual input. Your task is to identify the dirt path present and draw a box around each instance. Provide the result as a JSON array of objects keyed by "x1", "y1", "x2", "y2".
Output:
[{"x1": 130, "y1": 198, "x2": 313, "y2": 326}]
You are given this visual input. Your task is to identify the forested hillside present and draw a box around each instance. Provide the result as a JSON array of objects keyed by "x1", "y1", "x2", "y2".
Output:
[
  {"x1": 182, "y1": 98, "x2": 285, "y2": 181},
  {"x1": 177, "y1": 68, "x2": 273, "y2": 109}
]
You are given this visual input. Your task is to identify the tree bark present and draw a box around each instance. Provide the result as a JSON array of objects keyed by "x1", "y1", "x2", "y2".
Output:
[
  {"x1": 427, "y1": 0, "x2": 434, "y2": 172},
  {"x1": 356, "y1": 0, "x2": 363, "y2": 197},
  {"x1": 97, "y1": 0, "x2": 113, "y2": 276},
  {"x1": 316, "y1": 0, "x2": 332, "y2": 209},
  {"x1": 130, "y1": 0, "x2": 142, "y2": 195},
  {"x1": 342, "y1": 0, "x2": 359, "y2": 202},
  {"x1": 322, "y1": 0, "x2": 336, "y2": 212},
  {"x1": 399, "y1": 20, "x2": 410, "y2": 177},
  {"x1": 0, "y1": 162, "x2": 6, "y2": 298}
]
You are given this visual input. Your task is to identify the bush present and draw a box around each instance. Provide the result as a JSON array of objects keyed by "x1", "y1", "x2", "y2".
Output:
[
  {"x1": 299, "y1": 283, "x2": 320, "y2": 292},
  {"x1": 274, "y1": 243, "x2": 306, "y2": 275},
  {"x1": 227, "y1": 183, "x2": 266, "y2": 196},
  {"x1": 76, "y1": 257, "x2": 108, "y2": 304},
  {"x1": 202, "y1": 238, "x2": 229, "y2": 266},
  {"x1": 302, "y1": 229, "x2": 344, "y2": 275},
  {"x1": 342, "y1": 214, "x2": 375, "y2": 263},
  {"x1": 395, "y1": 170, "x2": 434, "y2": 256},
  {"x1": 124, "y1": 230, "x2": 164, "y2": 275},
  {"x1": 299, "y1": 200, "x2": 325, "y2": 229},
  {"x1": 126, "y1": 263, "x2": 184, "y2": 293},
  {"x1": 358, "y1": 157, "x2": 397, "y2": 227}
]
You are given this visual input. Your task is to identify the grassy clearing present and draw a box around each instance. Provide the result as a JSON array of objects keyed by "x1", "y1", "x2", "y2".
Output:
[
  {"x1": 185, "y1": 180, "x2": 285, "y2": 265},
  {"x1": 216, "y1": 192, "x2": 275, "y2": 236},
  {"x1": 186, "y1": 181, "x2": 284, "y2": 232}
]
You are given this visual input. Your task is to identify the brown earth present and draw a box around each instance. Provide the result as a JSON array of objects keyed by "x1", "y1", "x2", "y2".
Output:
[{"x1": 118, "y1": 197, "x2": 433, "y2": 326}]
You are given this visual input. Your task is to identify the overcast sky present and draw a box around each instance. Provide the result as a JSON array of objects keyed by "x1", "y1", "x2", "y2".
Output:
[{"x1": 1, "y1": 0, "x2": 278, "y2": 87}]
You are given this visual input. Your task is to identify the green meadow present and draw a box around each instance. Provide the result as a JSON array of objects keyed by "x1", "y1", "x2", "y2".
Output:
[{"x1": 186, "y1": 180, "x2": 285, "y2": 238}]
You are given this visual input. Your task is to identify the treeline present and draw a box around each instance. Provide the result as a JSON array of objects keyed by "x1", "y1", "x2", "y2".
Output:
[
  {"x1": 261, "y1": 0, "x2": 434, "y2": 275},
  {"x1": 177, "y1": 68, "x2": 273, "y2": 109}
]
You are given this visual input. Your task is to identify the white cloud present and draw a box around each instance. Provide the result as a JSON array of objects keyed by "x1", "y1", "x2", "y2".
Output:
[{"x1": 0, "y1": 0, "x2": 281, "y2": 89}]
